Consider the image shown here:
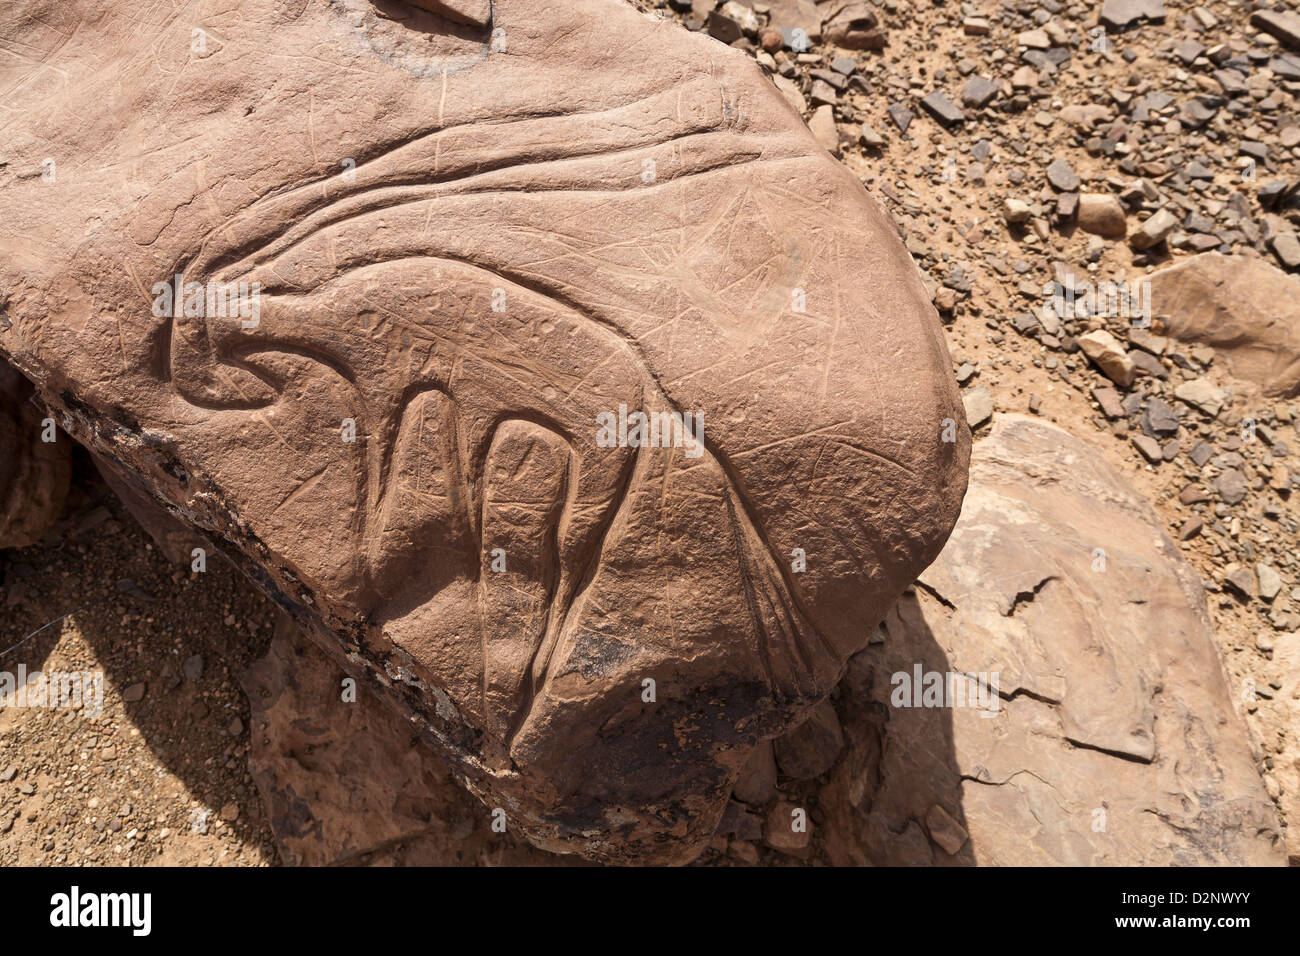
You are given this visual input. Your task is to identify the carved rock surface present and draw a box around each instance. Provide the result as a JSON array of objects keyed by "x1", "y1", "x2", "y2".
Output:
[
  {"x1": 0, "y1": 0, "x2": 967, "y2": 862},
  {"x1": 1149, "y1": 253, "x2": 1300, "y2": 398},
  {"x1": 0, "y1": 361, "x2": 69, "y2": 549},
  {"x1": 819, "y1": 416, "x2": 1283, "y2": 865}
]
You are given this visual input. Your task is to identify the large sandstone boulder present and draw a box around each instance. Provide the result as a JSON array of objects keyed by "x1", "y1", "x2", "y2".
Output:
[
  {"x1": 818, "y1": 416, "x2": 1284, "y2": 865},
  {"x1": 0, "y1": 361, "x2": 70, "y2": 549},
  {"x1": 1148, "y1": 253, "x2": 1300, "y2": 398},
  {"x1": 0, "y1": 0, "x2": 967, "y2": 862}
]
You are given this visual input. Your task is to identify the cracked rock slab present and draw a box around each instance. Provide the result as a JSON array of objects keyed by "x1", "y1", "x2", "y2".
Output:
[{"x1": 817, "y1": 415, "x2": 1283, "y2": 865}]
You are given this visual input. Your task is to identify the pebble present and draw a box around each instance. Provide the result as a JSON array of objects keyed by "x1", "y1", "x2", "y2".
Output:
[
  {"x1": 1075, "y1": 193, "x2": 1127, "y2": 238},
  {"x1": 1045, "y1": 158, "x2": 1079, "y2": 192}
]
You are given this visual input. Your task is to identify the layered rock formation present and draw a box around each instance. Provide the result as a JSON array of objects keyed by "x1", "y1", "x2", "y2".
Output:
[{"x1": 0, "y1": 0, "x2": 967, "y2": 862}]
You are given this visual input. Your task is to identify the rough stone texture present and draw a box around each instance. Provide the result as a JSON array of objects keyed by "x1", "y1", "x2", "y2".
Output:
[
  {"x1": 241, "y1": 614, "x2": 563, "y2": 865},
  {"x1": 1271, "y1": 629, "x2": 1300, "y2": 864},
  {"x1": 0, "y1": 361, "x2": 70, "y2": 549},
  {"x1": 816, "y1": 416, "x2": 1284, "y2": 865},
  {"x1": 0, "y1": 0, "x2": 968, "y2": 864},
  {"x1": 1149, "y1": 253, "x2": 1300, "y2": 398}
]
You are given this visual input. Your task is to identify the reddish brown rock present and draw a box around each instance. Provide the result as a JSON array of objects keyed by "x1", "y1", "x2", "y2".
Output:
[
  {"x1": 1149, "y1": 253, "x2": 1300, "y2": 397},
  {"x1": 818, "y1": 416, "x2": 1284, "y2": 865},
  {"x1": 0, "y1": 0, "x2": 967, "y2": 863},
  {"x1": 242, "y1": 615, "x2": 562, "y2": 865},
  {"x1": 0, "y1": 361, "x2": 69, "y2": 549}
]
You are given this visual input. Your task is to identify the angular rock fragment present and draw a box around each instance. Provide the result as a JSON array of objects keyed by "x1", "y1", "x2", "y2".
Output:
[
  {"x1": 1129, "y1": 208, "x2": 1178, "y2": 250},
  {"x1": 0, "y1": 0, "x2": 969, "y2": 864},
  {"x1": 920, "y1": 91, "x2": 965, "y2": 128},
  {"x1": 1077, "y1": 330, "x2": 1137, "y2": 387}
]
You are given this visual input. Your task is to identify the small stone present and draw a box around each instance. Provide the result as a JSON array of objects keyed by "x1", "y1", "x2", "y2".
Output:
[
  {"x1": 1092, "y1": 386, "x2": 1126, "y2": 419},
  {"x1": 1215, "y1": 468, "x2": 1248, "y2": 505},
  {"x1": 1130, "y1": 208, "x2": 1178, "y2": 250},
  {"x1": 0, "y1": 766, "x2": 15, "y2": 783},
  {"x1": 809, "y1": 78, "x2": 838, "y2": 107},
  {"x1": 122, "y1": 683, "x2": 146, "y2": 703},
  {"x1": 1174, "y1": 378, "x2": 1225, "y2": 417},
  {"x1": 1270, "y1": 231, "x2": 1300, "y2": 270},
  {"x1": 1251, "y1": 10, "x2": 1300, "y2": 51},
  {"x1": 1046, "y1": 158, "x2": 1079, "y2": 192},
  {"x1": 808, "y1": 105, "x2": 839, "y2": 152},
  {"x1": 758, "y1": 27, "x2": 783, "y2": 53},
  {"x1": 763, "y1": 801, "x2": 811, "y2": 853},
  {"x1": 1002, "y1": 198, "x2": 1032, "y2": 224},
  {"x1": 962, "y1": 76, "x2": 999, "y2": 109},
  {"x1": 963, "y1": 17, "x2": 990, "y2": 35},
  {"x1": 1223, "y1": 564, "x2": 1256, "y2": 600},
  {"x1": 1143, "y1": 398, "x2": 1180, "y2": 436},
  {"x1": 962, "y1": 386, "x2": 994, "y2": 427},
  {"x1": 706, "y1": 11, "x2": 744, "y2": 45},
  {"x1": 1100, "y1": 0, "x2": 1166, "y2": 30},
  {"x1": 1076, "y1": 193, "x2": 1127, "y2": 238},
  {"x1": 732, "y1": 740, "x2": 778, "y2": 805},
  {"x1": 716, "y1": 800, "x2": 763, "y2": 842},
  {"x1": 1132, "y1": 434, "x2": 1163, "y2": 463},
  {"x1": 919, "y1": 91, "x2": 965, "y2": 128},
  {"x1": 1179, "y1": 516, "x2": 1203, "y2": 540},
  {"x1": 1257, "y1": 564, "x2": 1283, "y2": 601},
  {"x1": 859, "y1": 125, "x2": 884, "y2": 148},
  {"x1": 1077, "y1": 330, "x2": 1137, "y2": 387},
  {"x1": 1018, "y1": 29, "x2": 1050, "y2": 49},
  {"x1": 887, "y1": 102, "x2": 913, "y2": 133}
]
